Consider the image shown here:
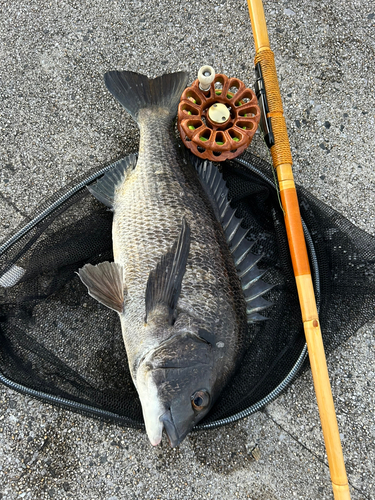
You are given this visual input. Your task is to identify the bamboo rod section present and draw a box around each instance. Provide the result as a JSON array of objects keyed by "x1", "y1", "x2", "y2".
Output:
[{"x1": 246, "y1": 1, "x2": 351, "y2": 498}]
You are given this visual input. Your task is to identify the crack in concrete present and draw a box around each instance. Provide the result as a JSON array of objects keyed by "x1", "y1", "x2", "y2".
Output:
[
  {"x1": 262, "y1": 408, "x2": 371, "y2": 500},
  {"x1": 0, "y1": 194, "x2": 29, "y2": 219}
]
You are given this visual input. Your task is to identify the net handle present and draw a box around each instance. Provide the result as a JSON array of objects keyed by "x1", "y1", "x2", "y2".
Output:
[{"x1": 246, "y1": 1, "x2": 351, "y2": 499}]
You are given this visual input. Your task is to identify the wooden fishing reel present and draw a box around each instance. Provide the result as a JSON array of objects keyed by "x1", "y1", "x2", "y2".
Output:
[{"x1": 177, "y1": 66, "x2": 261, "y2": 161}]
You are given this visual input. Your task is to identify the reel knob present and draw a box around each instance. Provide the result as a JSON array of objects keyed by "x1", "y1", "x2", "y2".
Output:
[
  {"x1": 197, "y1": 65, "x2": 215, "y2": 91},
  {"x1": 178, "y1": 67, "x2": 260, "y2": 161}
]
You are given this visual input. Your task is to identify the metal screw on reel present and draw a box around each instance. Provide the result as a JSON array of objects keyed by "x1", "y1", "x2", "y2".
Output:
[{"x1": 177, "y1": 66, "x2": 261, "y2": 161}]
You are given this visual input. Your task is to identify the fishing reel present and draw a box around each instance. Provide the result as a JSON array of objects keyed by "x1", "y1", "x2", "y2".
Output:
[{"x1": 177, "y1": 66, "x2": 260, "y2": 161}]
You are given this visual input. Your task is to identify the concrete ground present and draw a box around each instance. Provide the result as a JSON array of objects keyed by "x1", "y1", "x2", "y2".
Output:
[{"x1": 0, "y1": 0, "x2": 374, "y2": 498}]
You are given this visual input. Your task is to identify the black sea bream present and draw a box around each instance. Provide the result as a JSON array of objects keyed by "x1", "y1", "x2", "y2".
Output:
[{"x1": 78, "y1": 71, "x2": 272, "y2": 447}]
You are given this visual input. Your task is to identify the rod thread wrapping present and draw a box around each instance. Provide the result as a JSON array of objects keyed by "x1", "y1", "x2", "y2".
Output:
[{"x1": 255, "y1": 49, "x2": 293, "y2": 167}]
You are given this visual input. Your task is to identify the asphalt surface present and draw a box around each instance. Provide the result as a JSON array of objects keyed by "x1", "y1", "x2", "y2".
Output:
[{"x1": 0, "y1": 0, "x2": 374, "y2": 499}]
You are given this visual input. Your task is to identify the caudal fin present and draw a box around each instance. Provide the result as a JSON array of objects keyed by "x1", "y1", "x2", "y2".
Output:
[{"x1": 104, "y1": 71, "x2": 189, "y2": 122}]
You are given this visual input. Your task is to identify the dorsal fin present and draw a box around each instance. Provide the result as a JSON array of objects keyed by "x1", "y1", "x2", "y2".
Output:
[
  {"x1": 145, "y1": 217, "x2": 191, "y2": 325},
  {"x1": 192, "y1": 157, "x2": 273, "y2": 323},
  {"x1": 193, "y1": 158, "x2": 229, "y2": 221},
  {"x1": 87, "y1": 154, "x2": 137, "y2": 208}
]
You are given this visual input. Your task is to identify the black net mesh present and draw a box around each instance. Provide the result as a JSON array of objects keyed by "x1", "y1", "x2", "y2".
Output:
[{"x1": 0, "y1": 151, "x2": 374, "y2": 429}]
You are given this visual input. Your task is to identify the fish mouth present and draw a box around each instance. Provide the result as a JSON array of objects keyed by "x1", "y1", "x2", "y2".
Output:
[{"x1": 160, "y1": 409, "x2": 189, "y2": 448}]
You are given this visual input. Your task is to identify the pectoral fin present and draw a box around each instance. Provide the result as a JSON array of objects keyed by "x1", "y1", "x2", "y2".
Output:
[
  {"x1": 78, "y1": 262, "x2": 125, "y2": 313},
  {"x1": 145, "y1": 217, "x2": 191, "y2": 324}
]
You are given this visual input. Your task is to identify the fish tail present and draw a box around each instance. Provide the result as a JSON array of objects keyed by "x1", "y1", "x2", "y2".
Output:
[{"x1": 104, "y1": 70, "x2": 189, "y2": 122}]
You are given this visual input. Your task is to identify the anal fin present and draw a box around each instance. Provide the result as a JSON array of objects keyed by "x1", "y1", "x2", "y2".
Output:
[{"x1": 78, "y1": 262, "x2": 125, "y2": 313}]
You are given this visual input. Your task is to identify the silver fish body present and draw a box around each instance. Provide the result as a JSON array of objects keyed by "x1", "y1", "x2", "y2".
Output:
[{"x1": 79, "y1": 71, "x2": 271, "y2": 447}]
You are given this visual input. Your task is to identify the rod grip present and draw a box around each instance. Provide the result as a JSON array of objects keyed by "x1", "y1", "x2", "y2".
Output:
[{"x1": 255, "y1": 49, "x2": 293, "y2": 168}]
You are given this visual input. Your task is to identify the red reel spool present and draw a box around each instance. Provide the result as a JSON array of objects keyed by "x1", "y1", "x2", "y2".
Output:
[{"x1": 177, "y1": 71, "x2": 260, "y2": 161}]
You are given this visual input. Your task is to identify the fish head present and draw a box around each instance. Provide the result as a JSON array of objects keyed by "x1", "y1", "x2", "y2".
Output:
[{"x1": 135, "y1": 331, "x2": 216, "y2": 448}]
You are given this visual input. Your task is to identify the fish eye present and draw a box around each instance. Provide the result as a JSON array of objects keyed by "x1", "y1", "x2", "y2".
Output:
[{"x1": 191, "y1": 390, "x2": 210, "y2": 411}]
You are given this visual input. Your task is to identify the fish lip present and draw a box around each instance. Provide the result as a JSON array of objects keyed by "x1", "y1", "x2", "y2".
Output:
[
  {"x1": 160, "y1": 409, "x2": 184, "y2": 448},
  {"x1": 149, "y1": 433, "x2": 163, "y2": 447}
]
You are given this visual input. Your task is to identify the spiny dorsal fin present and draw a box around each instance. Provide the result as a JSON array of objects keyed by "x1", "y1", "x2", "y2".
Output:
[
  {"x1": 145, "y1": 217, "x2": 190, "y2": 325},
  {"x1": 78, "y1": 262, "x2": 125, "y2": 313},
  {"x1": 191, "y1": 156, "x2": 274, "y2": 324},
  {"x1": 192, "y1": 157, "x2": 229, "y2": 221},
  {"x1": 87, "y1": 154, "x2": 137, "y2": 209}
]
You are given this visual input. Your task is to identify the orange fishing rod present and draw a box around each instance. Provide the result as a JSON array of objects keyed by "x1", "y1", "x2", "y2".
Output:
[{"x1": 246, "y1": 1, "x2": 351, "y2": 498}]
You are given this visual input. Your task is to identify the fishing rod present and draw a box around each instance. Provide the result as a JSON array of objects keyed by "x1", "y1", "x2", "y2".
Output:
[{"x1": 246, "y1": 0, "x2": 351, "y2": 498}]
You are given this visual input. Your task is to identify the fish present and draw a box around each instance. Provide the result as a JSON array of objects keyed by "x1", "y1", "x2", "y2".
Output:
[{"x1": 78, "y1": 70, "x2": 273, "y2": 447}]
